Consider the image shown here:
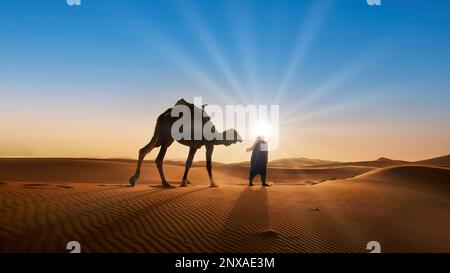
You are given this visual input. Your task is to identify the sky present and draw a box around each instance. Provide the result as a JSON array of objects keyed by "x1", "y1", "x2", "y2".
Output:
[{"x1": 1, "y1": 0, "x2": 450, "y2": 162}]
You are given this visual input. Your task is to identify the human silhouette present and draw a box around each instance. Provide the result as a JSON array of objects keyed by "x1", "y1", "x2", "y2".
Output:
[{"x1": 246, "y1": 136, "x2": 269, "y2": 187}]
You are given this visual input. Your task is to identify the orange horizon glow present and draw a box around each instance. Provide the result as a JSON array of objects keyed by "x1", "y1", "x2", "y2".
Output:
[{"x1": 1, "y1": 109, "x2": 448, "y2": 164}]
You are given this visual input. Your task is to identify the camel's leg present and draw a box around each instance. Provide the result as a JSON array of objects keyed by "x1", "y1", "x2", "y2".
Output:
[
  {"x1": 206, "y1": 145, "x2": 217, "y2": 187},
  {"x1": 129, "y1": 136, "x2": 158, "y2": 186},
  {"x1": 155, "y1": 146, "x2": 171, "y2": 188},
  {"x1": 181, "y1": 147, "x2": 197, "y2": 187}
]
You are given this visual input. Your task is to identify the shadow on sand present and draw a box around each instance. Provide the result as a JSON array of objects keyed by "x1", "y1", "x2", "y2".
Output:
[{"x1": 214, "y1": 186, "x2": 278, "y2": 252}]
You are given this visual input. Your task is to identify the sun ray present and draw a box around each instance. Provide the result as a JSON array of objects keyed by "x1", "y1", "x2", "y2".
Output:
[
  {"x1": 274, "y1": 0, "x2": 332, "y2": 104},
  {"x1": 281, "y1": 94, "x2": 378, "y2": 127},
  {"x1": 119, "y1": 4, "x2": 236, "y2": 104},
  {"x1": 175, "y1": 2, "x2": 251, "y2": 104},
  {"x1": 223, "y1": 1, "x2": 262, "y2": 104},
  {"x1": 281, "y1": 54, "x2": 376, "y2": 121}
]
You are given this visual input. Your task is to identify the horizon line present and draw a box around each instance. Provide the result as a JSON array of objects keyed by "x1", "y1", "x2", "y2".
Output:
[{"x1": 1, "y1": 154, "x2": 449, "y2": 164}]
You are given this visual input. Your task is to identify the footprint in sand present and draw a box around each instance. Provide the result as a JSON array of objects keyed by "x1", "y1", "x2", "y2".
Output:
[
  {"x1": 23, "y1": 183, "x2": 73, "y2": 189},
  {"x1": 57, "y1": 185, "x2": 74, "y2": 189},
  {"x1": 97, "y1": 184, "x2": 131, "y2": 188},
  {"x1": 258, "y1": 229, "x2": 279, "y2": 238},
  {"x1": 23, "y1": 183, "x2": 49, "y2": 188}
]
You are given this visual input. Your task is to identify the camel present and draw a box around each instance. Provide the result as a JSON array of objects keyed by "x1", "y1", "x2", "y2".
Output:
[{"x1": 130, "y1": 99, "x2": 242, "y2": 188}]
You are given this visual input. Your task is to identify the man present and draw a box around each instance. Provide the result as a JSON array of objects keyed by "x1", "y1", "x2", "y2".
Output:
[{"x1": 246, "y1": 136, "x2": 270, "y2": 187}]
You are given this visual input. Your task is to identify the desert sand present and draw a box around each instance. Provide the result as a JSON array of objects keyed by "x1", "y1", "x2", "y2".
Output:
[{"x1": 0, "y1": 156, "x2": 449, "y2": 253}]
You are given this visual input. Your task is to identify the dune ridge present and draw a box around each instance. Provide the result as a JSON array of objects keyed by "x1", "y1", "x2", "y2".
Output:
[
  {"x1": 415, "y1": 155, "x2": 450, "y2": 167},
  {"x1": 353, "y1": 165, "x2": 450, "y2": 198}
]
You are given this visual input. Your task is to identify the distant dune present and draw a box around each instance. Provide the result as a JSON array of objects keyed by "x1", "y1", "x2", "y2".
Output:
[
  {"x1": 269, "y1": 157, "x2": 337, "y2": 168},
  {"x1": 1, "y1": 156, "x2": 449, "y2": 253},
  {"x1": 414, "y1": 154, "x2": 450, "y2": 167},
  {"x1": 316, "y1": 157, "x2": 410, "y2": 168}
]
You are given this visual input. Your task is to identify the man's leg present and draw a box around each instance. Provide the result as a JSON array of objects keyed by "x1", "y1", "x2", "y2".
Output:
[
  {"x1": 261, "y1": 173, "x2": 270, "y2": 187},
  {"x1": 249, "y1": 172, "x2": 256, "y2": 186}
]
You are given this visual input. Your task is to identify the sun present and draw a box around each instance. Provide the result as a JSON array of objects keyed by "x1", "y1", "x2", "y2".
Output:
[{"x1": 252, "y1": 121, "x2": 274, "y2": 140}]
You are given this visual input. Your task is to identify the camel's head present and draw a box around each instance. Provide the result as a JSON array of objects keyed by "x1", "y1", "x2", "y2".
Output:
[{"x1": 221, "y1": 129, "x2": 242, "y2": 146}]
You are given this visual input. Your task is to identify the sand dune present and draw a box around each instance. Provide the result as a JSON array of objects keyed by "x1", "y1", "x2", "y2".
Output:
[
  {"x1": 269, "y1": 157, "x2": 337, "y2": 168},
  {"x1": 1, "y1": 157, "x2": 449, "y2": 253},
  {"x1": 0, "y1": 158, "x2": 210, "y2": 185},
  {"x1": 0, "y1": 182, "x2": 367, "y2": 253},
  {"x1": 354, "y1": 165, "x2": 450, "y2": 198},
  {"x1": 216, "y1": 164, "x2": 374, "y2": 184},
  {"x1": 415, "y1": 154, "x2": 450, "y2": 167},
  {"x1": 316, "y1": 157, "x2": 410, "y2": 168},
  {"x1": 0, "y1": 158, "x2": 370, "y2": 185}
]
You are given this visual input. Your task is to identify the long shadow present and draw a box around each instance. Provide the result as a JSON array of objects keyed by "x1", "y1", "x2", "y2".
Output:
[{"x1": 214, "y1": 187, "x2": 278, "y2": 252}]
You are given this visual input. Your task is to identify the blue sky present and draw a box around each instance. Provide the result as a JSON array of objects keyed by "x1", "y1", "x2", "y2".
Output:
[{"x1": 1, "y1": 0, "x2": 450, "y2": 161}]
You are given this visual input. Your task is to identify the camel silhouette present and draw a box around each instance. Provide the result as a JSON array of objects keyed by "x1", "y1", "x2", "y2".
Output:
[{"x1": 130, "y1": 99, "x2": 242, "y2": 188}]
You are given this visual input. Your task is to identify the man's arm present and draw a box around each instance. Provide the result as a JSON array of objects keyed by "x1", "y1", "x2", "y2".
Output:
[{"x1": 246, "y1": 138, "x2": 261, "y2": 152}]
